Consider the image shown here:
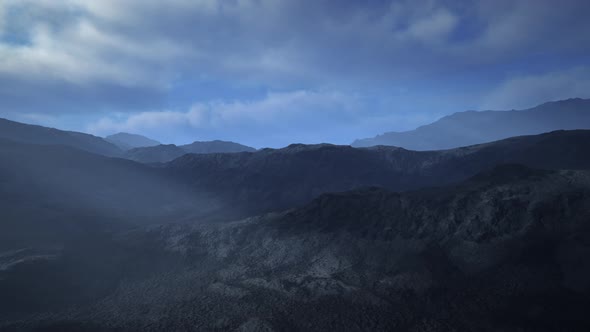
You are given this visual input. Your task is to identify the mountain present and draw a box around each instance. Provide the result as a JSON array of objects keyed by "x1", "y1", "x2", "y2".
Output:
[
  {"x1": 166, "y1": 130, "x2": 590, "y2": 219},
  {"x1": 125, "y1": 140, "x2": 256, "y2": 163},
  {"x1": 0, "y1": 118, "x2": 122, "y2": 157},
  {"x1": 105, "y1": 132, "x2": 160, "y2": 150},
  {"x1": 0, "y1": 138, "x2": 219, "y2": 252},
  {"x1": 124, "y1": 144, "x2": 187, "y2": 163},
  {"x1": 180, "y1": 140, "x2": 256, "y2": 154},
  {"x1": 3, "y1": 129, "x2": 588, "y2": 253},
  {"x1": 352, "y1": 98, "x2": 590, "y2": 150},
  {"x1": 3, "y1": 165, "x2": 590, "y2": 331},
  {"x1": 3, "y1": 128, "x2": 584, "y2": 249},
  {"x1": 1, "y1": 128, "x2": 590, "y2": 330}
]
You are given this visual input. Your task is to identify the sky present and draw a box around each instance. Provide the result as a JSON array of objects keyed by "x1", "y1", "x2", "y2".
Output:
[{"x1": 0, "y1": 0, "x2": 589, "y2": 148}]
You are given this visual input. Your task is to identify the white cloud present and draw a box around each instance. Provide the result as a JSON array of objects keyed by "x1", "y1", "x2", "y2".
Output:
[
  {"x1": 403, "y1": 9, "x2": 458, "y2": 44},
  {"x1": 87, "y1": 90, "x2": 375, "y2": 147},
  {"x1": 0, "y1": 0, "x2": 484, "y2": 91},
  {"x1": 2, "y1": 0, "x2": 588, "y2": 91},
  {"x1": 0, "y1": 0, "x2": 588, "y2": 118},
  {"x1": 86, "y1": 88, "x2": 448, "y2": 148},
  {"x1": 0, "y1": 12, "x2": 189, "y2": 88},
  {"x1": 482, "y1": 67, "x2": 590, "y2": 110}
]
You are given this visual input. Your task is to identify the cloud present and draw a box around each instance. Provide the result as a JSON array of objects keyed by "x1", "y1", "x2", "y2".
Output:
[
  {"x1": 0, "y1": 7, "x2": 188, "y2": 87},
  {"x1": 0, "y1": 0, "x2": 589, "y2": 143},
  {"x1": 87, "y1": 89, "x2": 433, "y2": 148},
  {"x1": 88, "y1": 90, "x2": 353, "y2": 145},
  {"x1": 482, "y1": 67, "x2": 590, "y2": 110},
  {"x1": 3, "y1": 0, "x2": 587, "y2": 98},
  {"x1": 454, "y1": 0, "x2": 590, "y2": 61},
  {"x1": 403, "y1": 8, "x2": 458, "y2": 44}
]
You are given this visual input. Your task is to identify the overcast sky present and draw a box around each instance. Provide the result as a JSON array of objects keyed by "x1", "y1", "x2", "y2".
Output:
[{"x1": 1, "y1": 0, "x2": 589, "y2": 147}]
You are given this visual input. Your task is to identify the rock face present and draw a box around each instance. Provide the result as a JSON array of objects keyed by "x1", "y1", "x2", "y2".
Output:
[
  {"x1": 2, "y1": 165, "x2": 590, "y2": 331},
  {"x1": 0, "y1": 118, "x2": 122, "y2": 157},
  {"x1": 1, "y1": 130, "x2": 589, "y2": 251},
  {"x1": 105, "y1": 133, "x2": 160, "y2": 150},
  {"x1": 352, "y1": 98, "x2": 590, "y2": 150}
]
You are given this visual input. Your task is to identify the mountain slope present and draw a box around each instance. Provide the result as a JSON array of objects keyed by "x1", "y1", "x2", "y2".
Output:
[
  {"x1": 2, "y1": 129, "x2": 589, "y2": 251},
  {"x1": 0, "y1": 139, "x2": 219, "y2": 251},
  {"x1": 352, "y1": 98, "x2": 590, "y2": 150},
  {"x1": 105, "y1": 133, "x2": 160, "y2": 150},
  {"x1": 3, "y1": 165, "x2": 590, "y2": 331},
  {"x1": 166, "y1": 130, "x2": 590, "y2": 219},
  {"x1": 1, "y1": 129, "x2": 587, "y2": 253},
  {"x1": 124, "y1": 144, "x2": 186, "y2": 163},
  {"x1": 0, "y1": 118, "x2": 122, "y2": 157},
  {"x1": 180, "y1": 140, "x2": 256, "y2": 154},
  {"x1": 123, "y1": 140, "x2": 256, "y2": 163}
]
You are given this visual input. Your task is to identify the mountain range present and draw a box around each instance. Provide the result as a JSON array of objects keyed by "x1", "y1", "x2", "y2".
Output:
[
  {"x1": 0, "y1": 119, "x2": 256, "y2": 163},
  {"x1": 124, "y1": 140, "x2": 256, "y2": 163},
  {"x1": 352, "y1": 98, "x2": 590, "y2": 150},
  {"x1": 166, "y1": 130, "x2": 590, "y2": 218},
  {"x1": 2, "y1": 99, "x2": 590, "y2": 331}
]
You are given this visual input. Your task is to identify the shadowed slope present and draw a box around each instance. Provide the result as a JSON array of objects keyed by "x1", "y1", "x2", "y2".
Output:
[
  {"x1": 0, "y1": 118, "x2": 122, "y2": 157},
  {"x1": 0, "y1": 139, "x2": 218, "y2": 251},
  {"x1": 3, "y1": 165, "x2": 590, "y2": 331},
  {"x1": 166, "y1": 130, "x2": 590, "y2": 219}
]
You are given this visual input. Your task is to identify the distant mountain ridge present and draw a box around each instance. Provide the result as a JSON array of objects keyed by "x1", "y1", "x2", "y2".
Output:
[
  {"x1": 126, "y1": 140, "x2": 256, "y2": 163},
  {"x1": 167, "y1": 130, "x2": 590, "y2": 219},
  {"x1": 124, "y1": 144, "x2": 187, "y2": 163},
  {"x1": 181, "y1": 140, "x2": 256, "y2": 154},
  {"x1": 352, "y1": 98, "x2": 590, "y2": 150},
  {"x1": 0, "y1": 117, "x2": 255, "y2": 163},
  {"x1": 0, "y1": 118, "x2": 122, "y2": 157},
  {"x1": 105, "y1": 132, "x2": 160, "y2": 150}
]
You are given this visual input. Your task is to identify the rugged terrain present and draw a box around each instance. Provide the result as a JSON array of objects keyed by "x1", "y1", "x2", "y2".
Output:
[
  {"x1": 1, "y1": 117, "x2": 590, "y2": 331},
  {"x1": 167, "y1": 130, "x2": 590, "y2": 218},
  {"x1": 2, "y1": 130, "x2": 589, "y2": 251},
  {"x1": 2, "y1": 165, "x2": 589, "y2": 331}
]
